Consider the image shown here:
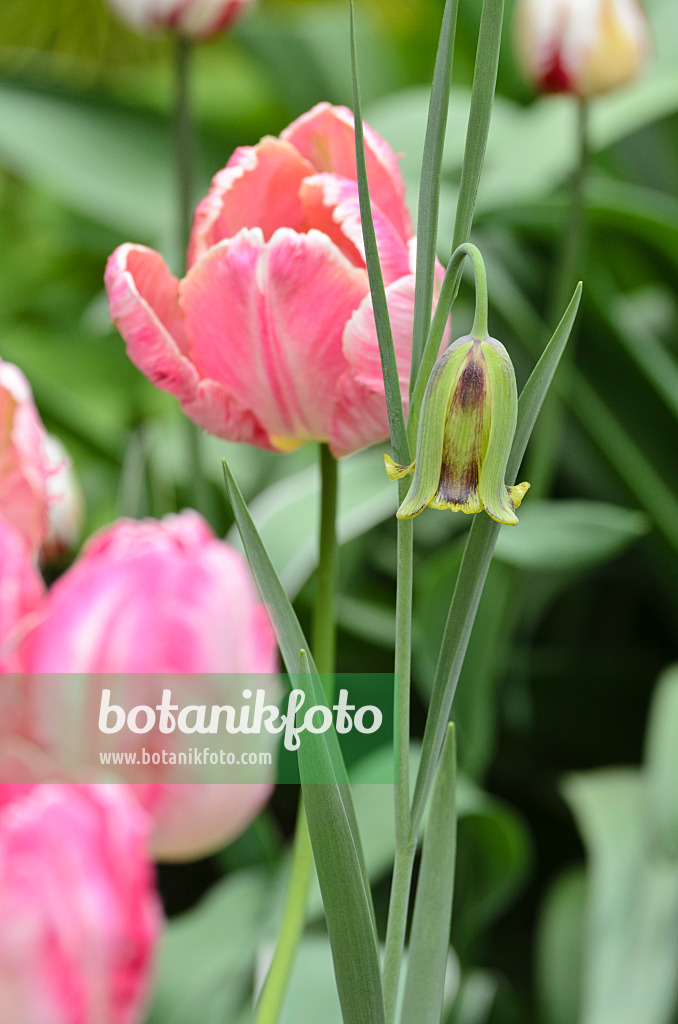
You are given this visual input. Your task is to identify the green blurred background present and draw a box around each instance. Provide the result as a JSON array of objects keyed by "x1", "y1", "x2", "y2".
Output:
[{"x1": 1, "y1": 0, "x2": 678, "y2": 1021}]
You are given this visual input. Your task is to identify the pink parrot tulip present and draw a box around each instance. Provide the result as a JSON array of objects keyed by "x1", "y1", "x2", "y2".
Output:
[
  {"x1": 0, "y1": 784, "x2": 161, "y2": 1024},
  {"x1": 106, "y1": 102, "x2": 425, "y2": 457},
  {"x1": 106, "y1": 0, "x2": 255, "y2": 39},
  {"x1": 18, "y1": 510, "x2": 280, "y2": 861},
  {"x1": 0, "y1": 358, "x2": 53, "y2": 553}
]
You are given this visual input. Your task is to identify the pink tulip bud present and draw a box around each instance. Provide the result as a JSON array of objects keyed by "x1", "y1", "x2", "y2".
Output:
[
  {"x1": 0, "y1": 519, "x2": 44, "y2": 673},
  {"x1": 0, "y1": 784, "x2": 161, "y2": 1024},
  {"x1": 18, "y1": 511, "x2": 280, "y2": 860},
  {"x1": 106, "y1": 103, "x2": 439, "y2": 457},
  {"x1": 0, "y1": 359, "x2": 52, "y2": 553},
  {"x1": 105, "y1": 0, "x2": 255, "y2": 38},
  {"x1": 40, "y1": 435, "x2": 85, "y2": 566},
  {"x1": 514, "y1": 0, "x2": 650, "y2": 98}
]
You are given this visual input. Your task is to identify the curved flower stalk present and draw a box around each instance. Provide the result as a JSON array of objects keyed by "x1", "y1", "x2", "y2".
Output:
[
  {"x1": 0, "y1": 784, "x2": 161, "y2": 1024},
  {"x1": 105, "y1": 0, "x2": 255, "y2": 38},
  {"x1": 106, "y1": 103, "x2": 434, "y2": 458},
  {"x1": 16, "y1": 511, "x2": 280, "y2": 861},
  {"x1": 514, "y1": 0, "x2": 650, "y2": 97},
  {"x1": 386, "y1": 334, "x2": 529, "y2": 525}
]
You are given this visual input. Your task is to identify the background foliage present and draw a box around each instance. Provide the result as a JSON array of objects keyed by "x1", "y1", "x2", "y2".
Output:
[{"x1": 1, "y1": 0, "x2": 677, "y2": 1021}]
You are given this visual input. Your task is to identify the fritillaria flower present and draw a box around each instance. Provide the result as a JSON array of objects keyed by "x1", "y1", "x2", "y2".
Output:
[
  {"x1": 386, "y1": 335, "x2": 529, "y2": 526},
  {"x1": 514, "y1": 0, "x2": 650, "y2": 97}
]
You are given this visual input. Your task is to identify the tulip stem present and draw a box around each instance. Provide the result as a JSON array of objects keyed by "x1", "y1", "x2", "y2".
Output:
[
  {"x1": 174, "y1": 36, "x2": 195, "y2": 258},
  {"x1": 313, "y1": 445, "x2": 339, "y2": 683},
  {"x1": 253, "y1": 445, "x2": 338, "y2": 1024},
  {"x1": 173, "y1": 36, "x2": 214, "y2": 520}
]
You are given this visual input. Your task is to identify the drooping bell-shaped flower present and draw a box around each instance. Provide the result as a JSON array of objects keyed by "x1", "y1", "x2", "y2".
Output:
[{"x1": 386, "y1": 334, "x2": 529, "y2": 526}]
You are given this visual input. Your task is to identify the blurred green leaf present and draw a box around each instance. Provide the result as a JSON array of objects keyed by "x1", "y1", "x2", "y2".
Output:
[
  {"x1": 646, "y1": 665, "x2": 678, "y2": 859},
  {"x1": 536, "y1": 868, "x2": 587, "y2": 1024},
  {"x1": 147, "y1": 868, "x2": 273, "y2": 1024},
  {"x1": 494, "y1": 500, "x2": 649, "y2": 571},
  {"x1": 0, "y1": 84, "x2": 174, "y2": 241},
  {"x1": 226, "y1": 448, "x2": 396, "y2": 598},
  {"x1": 564, "y1": 769, "x2": 678, "y2": 1024}
]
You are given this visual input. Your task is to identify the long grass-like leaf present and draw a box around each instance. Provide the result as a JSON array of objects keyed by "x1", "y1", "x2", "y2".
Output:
[
  {"x1": 400, "y1": 724, "x2": 457, "y2": 1024},
  {"x1": 410, "y1": 0, "x2": 460, "y2": 387},
  {"x1": 409, "y1": 284, "x2": 582, "y2": 838},
  {"x1": 410, "y1": 0, "x2": 505, "y2": 418},
  {"x1": 349, "y1": 0, "x2": 409, "y2": 467},
  {"x1": 222, "y1": 459, "x2": 375, "y2": 910},
  {"x1": 297, "y1": 651, "x2": 386, "y2": 1024}
]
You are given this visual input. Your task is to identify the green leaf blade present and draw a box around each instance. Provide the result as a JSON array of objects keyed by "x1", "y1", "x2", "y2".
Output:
[
  {"x1": 349, "y1": 0, "x2": 409, "y2": 467},
  {"x1": 401, "y1": 724, "x2": 458, "y2": 1024},
  {"x1": 410, "y1": 0, "x2": 461, "y2": 385},
  {"x1": 296, "y1": 654, "x2": 386, "y2": 1024}
]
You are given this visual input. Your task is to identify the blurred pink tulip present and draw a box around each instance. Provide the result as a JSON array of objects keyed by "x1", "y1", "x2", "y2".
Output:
[
  {"x1": 41, "y1": 435, "x2": 85, "y2": 565},
  {"x1": 106, "y1": 102, "x2": 426, "y2": 457},
  {"x1": 106, "y1": 0, "x2": 255, "y2": 39},
  {"x1": 0, "y1": 784, "x2": 161, "y2": 1024},
  {"x1": 0, "y1": 518, "x2": 44, "y2": 673},
  {"x1": 0, "y1": 359, "x2": 52, "y2": 552},
  {"x1": 20, "y1": 510, "x2": 280, "y2": 860},
  {"x1": 514, "y1": 0, "x2": 650, "y2": 97}
]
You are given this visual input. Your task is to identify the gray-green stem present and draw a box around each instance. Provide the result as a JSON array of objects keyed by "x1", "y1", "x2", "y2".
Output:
[
  {"x1": 409, "y1": 242, "x2": 489, "y2": 446},
  {"x1": 253, "y1": 445, "x2": 338, "y2": 1024}
]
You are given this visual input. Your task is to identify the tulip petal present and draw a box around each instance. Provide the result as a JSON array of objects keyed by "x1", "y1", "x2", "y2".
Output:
[
  {"x1": 106, "y1": 244, "x2": 271, "y2": 447},
  {"x1": 188, "y1": 138, "x2": 314, "y2": 265},
  {"x1": 281, "y1": 102, "x2": 412, "y2": 243},
  {"x1": 300, "y1": 173, "x2": 411, "y2": 286},
  {"x1": 342, "y1": 273, "x2": 416, "y2": 392},
  {"x1": 182, "y1": 227, "x2": 368, "y2": 447}
]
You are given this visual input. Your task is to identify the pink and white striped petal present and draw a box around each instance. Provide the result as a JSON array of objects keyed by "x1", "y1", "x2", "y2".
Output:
[
  {"x1": 281, "y1": 102, "x2": 412, "y2": 244},
  {"x1": 182, "y1": 227, "x2": 369, "y2": 447},
  {"x1": 188, "y1": 138, "x2": 314, "y2": 266},
  {"x1": 300, "y1": 173, "x2": 411, "y2": 286},
  {"x1": 105, "y1": 244, "x2": 271, "y2": 447}
]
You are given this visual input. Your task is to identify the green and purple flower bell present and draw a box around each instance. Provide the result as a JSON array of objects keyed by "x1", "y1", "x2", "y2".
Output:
[{"x1": 386, "y1": 333, "x2": 529, "y2": 526}]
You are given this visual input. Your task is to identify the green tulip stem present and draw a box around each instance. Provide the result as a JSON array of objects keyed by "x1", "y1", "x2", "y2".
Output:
[
  {"x1": 173, "y1": 35, "x2": 214, "y2": 519},
  {"x1": 253, "y1": 445, "x2": 339, "y2": 1024},
  {"x1": 408, "y1": 242, "x2": 489, "y2": 446}
]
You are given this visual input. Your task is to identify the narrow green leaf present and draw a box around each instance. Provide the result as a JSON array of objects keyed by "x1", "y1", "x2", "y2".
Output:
[
  {"x1": 452, "y1": 0, "x2": 504, "y2": 251},
  {"x1": 409, "y1": 285, "x2": 582, "y2": 838},
  {"x1": 296, "y1": 651, "x2": 386, "y2": 1024},
  {"x1": 349, "y1": 0, "x2": 409, "y2": 467},
  {"x1": 410, "y1": 0, "x2": 504, "y2": 418},
  {"x1": 645, "y1": 665, "x2": 678, "y2": 859},
  {"x1": 410, "y1": 0, "x2": 461, "y2": 385},
  {"x1": 222, "y1": 458, "x2": 319, "y2": 680},
  {"x1": 222, "y1": 459, "x2": 373, "y2": 908},
  {"x1": 401, "y1": 724, "x2": 457, "y2": 1024}
]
